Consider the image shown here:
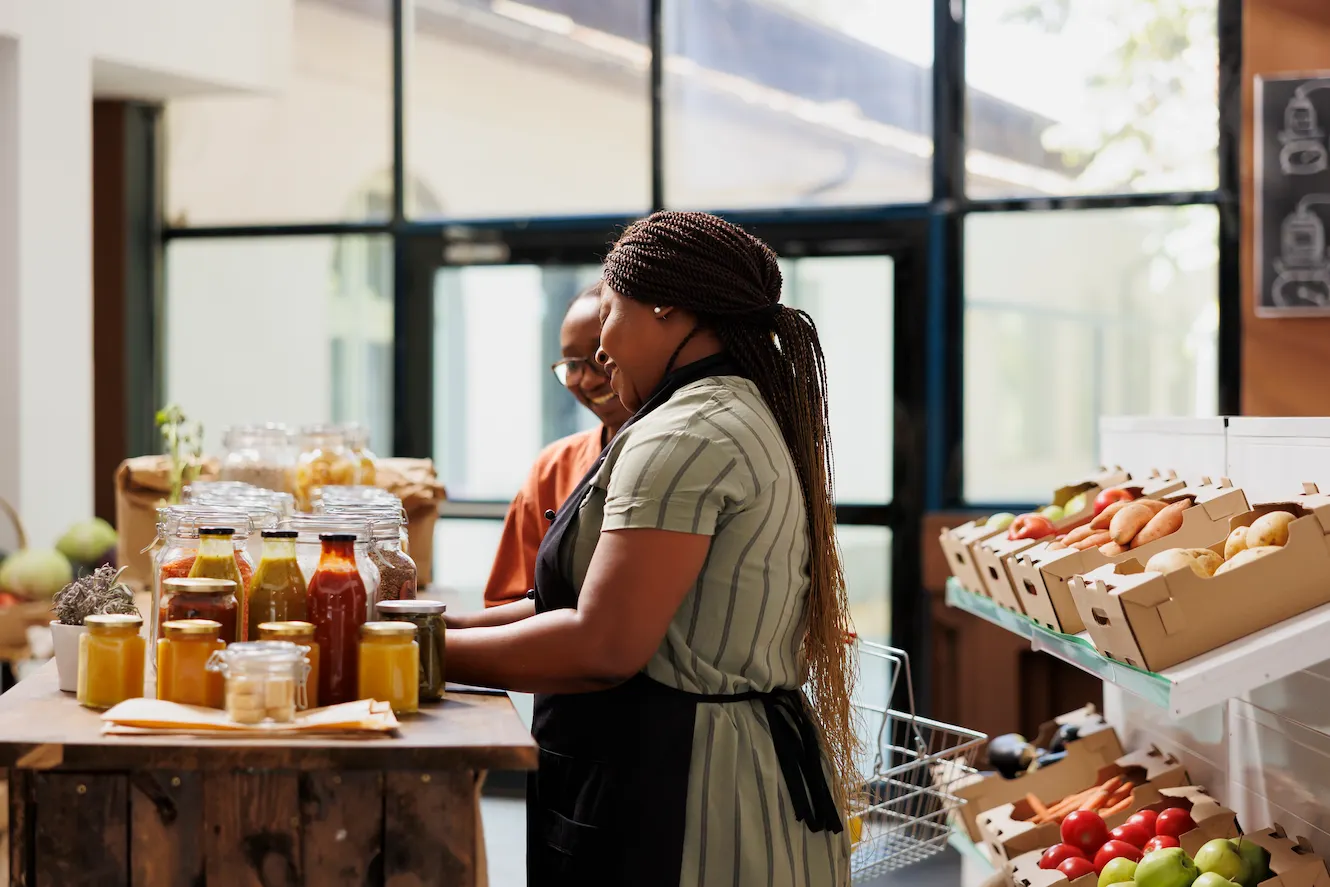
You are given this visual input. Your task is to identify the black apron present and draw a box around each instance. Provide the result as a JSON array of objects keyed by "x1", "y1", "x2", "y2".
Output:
[{"x1": 526, "y1": 355, "x2": 842, "y2": 887}]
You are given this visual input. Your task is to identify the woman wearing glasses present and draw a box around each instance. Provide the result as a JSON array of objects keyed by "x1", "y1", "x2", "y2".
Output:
[{"x1": 483, "y1": 281, "x2": 633, "y2": 607}]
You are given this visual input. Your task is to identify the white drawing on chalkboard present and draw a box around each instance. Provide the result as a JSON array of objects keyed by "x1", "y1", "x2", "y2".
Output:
[
  {"x1": 1274, "y1": 195, "x2": 1330, "y2": 307},
  {"x1": 1279, "y1": 84, "x2": 1330, "y2": 175}
]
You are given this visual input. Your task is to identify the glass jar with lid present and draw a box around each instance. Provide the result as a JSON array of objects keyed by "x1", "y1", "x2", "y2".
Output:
[
  {"x1": 150, "y1": 508, "x2": 255, "y2": 659},
  {"x1": 257, "y1": 621, "x2": 320, "y2": 709},
  {"x1": 160, "y1": 577, "x2": 239, "y2": 644},
  {"x1": 220, "y1": 424, "x2": 297, "y2": 494},
  {"x1": 286, "y1": 515, "x2": 380, "y2": 613},
  {"x1": 328, "y1": 511, "x2": 416, "y2": 606},
  {"x1": 78, "y1": 613, "x2": 145, "y2": 709},
  {"x1": 156, "y1": 619, "x2": 225, "y2": 708},
  {"x1": 294, "y1": 425, "x2": 359, "y2": 511},
  {"x1": 307, "y1": 533, "x2": 369, "y2": 706},
  {"x1": 358, "y1": 621, "x2": 419, "y2": 714},
  {"x1": 375, "y1": 599, "x2": 445, "y2": 701},
  {"x1": 206, "y1": 641, "x2": 309, "y2": 724},
  {"x1": 341, "y1": 423, "x2": 378, "y2": 487}
]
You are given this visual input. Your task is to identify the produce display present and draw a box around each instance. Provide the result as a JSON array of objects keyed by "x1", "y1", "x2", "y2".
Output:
[
  {"x1": 1022, "y1": 774, "x2": 1140, "y2": 826},
  {"x1": 1142, "y1": 510, "x2": 1298, "y2": 580},
  {"x1": 1045, "y1": 493, "x2": 1195, "y2": 556}
]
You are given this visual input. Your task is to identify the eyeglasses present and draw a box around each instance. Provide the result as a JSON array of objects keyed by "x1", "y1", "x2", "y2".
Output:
[{"x1": 551, "y1": 357, "x2": 608, "y2": 386}]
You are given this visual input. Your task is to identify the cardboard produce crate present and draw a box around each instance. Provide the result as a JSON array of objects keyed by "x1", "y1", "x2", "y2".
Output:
[
  {"x1": 1244, "y1": 825, "x2": 1330, "y2": 887},
  {"x1": 953, "y1": 705, "x2": 1115, "y2": 842},
  {"x1": 1069, "y1": 486, "x2": 1330, "y2": 673},
  {"x1": 940, "y1": 518, "x2": 1009, "y2": 597},
  {"x1": 1004, "y1": 785, "x2": 1237, "y2": 887},
  {"x1": 1008, "y1": 477, "x2": 1245, "y2": 635},
  {"x1": 978, "y1": 745, "x2": 1189, "y2": 864}
]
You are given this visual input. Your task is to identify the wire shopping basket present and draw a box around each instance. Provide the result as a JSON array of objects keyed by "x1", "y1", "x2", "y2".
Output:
[{"x1": 850, "y1": 640, "x2": 987, "y2": 881}]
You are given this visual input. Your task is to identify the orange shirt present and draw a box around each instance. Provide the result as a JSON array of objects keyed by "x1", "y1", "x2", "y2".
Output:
[{"x1": 483, "y1": 426, "x2": 607, "y2": 607}]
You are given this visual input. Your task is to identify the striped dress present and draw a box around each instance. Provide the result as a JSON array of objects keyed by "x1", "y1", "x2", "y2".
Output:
[{"x1": 561, "y1": 374, "x2": 851, "y2": 887}]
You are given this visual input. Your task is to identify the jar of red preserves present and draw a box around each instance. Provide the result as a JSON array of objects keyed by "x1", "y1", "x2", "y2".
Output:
[
  {"x1": 160, "y1": 577, "x2": 239, "y2": 644},
  {"x1": 306, "y1": 533, "x2": 368, "y2": 705}
]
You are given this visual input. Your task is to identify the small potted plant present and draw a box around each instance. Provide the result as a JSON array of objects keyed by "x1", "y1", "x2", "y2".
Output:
[{"x1": 50, "y1": 565, "x2": 140, "y2": 692}]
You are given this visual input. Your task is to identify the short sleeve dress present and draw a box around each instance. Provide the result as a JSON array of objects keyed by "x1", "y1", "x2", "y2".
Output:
[{"x1": 560, "y1": 374, "x2": 851, "y2": 887}]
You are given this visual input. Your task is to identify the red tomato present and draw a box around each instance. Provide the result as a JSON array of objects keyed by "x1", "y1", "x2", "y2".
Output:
[
  {"x1": 1058, "y1": 857, "x2": 1098, "y2": 880},
  {"x1": 1094, "y1": 488, "x2": 1136, "y2": 515},
  {"x1": 1038, "y1": 844, "x2": 1087, "y2": 870},
  {"x1": 1155, "y1": 807, "x2": 1197, "y2": 839},
  {"x1": 1093, "y1": 840, "x2": 1144, "y2": 873},
  {"x1": 0, "y1": 591, "x2": 19, "y2": 607},
  {"x1": 1109, "y1": 821, "x2": 1152, "y2": 849},
  {"x1": 1126, "y1": 809, "x2": 1158, "y2": 836},
  {"x1": 1061, "y1": 811, "x2": 1110, "y2": 858},
  {"x1": 1143, "y1": 835, "x2": 1181, "y2": 853}
]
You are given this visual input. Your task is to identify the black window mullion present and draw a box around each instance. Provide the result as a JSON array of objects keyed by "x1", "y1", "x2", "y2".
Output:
[
  {"x1": 1217, "y1": 0, "x2": 1243, "y2": 416},
  {"x1": 649, "y1": 0, "x2": 664, "y2": 212}
]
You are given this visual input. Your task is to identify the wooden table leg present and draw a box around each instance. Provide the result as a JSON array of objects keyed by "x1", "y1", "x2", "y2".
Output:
[{"x1": 384, "y1": 770, "x2": 478, "y2": 887}]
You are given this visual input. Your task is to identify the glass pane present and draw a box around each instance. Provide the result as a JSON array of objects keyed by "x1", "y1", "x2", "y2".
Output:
[
  {"x1": 434, "y1": 265, "x2": 602, "y2": 500},
  {"x1": 165, "y1": 236, "x2": 394, "y2": 455},
  {"x1": 406, "y1": 1, "x2": 650, "y2": 218},
  {"x1": 963, "y1": 206, "x2": 1219, "y2": 503},
  {"x1": 782, "y1": 256, "x2": 893, "y2": 502},
  {"x1": 166, "y1": 0, "x2": 392, "y2": 225},
  {"x1": 965, "y1": 0, "x2": 1218, "y2": 198},
  {"x1": 432, "y1": 518, "x2": 506, "y2": 607},
  {"x1": 664, "y1": 0, "x2": 932, "y2": 209},
  {"x1": 843, "y1": 525, "x2": 892, "y2": 714}
]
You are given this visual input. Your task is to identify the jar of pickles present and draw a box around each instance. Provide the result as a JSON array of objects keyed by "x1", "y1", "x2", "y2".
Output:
[
  {"x1": 78, "y1": 614, "x2": 145, "y2": 709},
  {"x1": 342, "y1": 423, "x2": 378, "y2": 486},
  {"x1": 294, "y1": 426, "x2": 359, "y2": 510},
  {"x1": 157, "y1": 619, "x2": 225, "y2": 708},
  {"x1": 257, "y1": 622, "x2": 320, "y2": 709},
  {"x1": 375, "y1": 599, "x2": 445, "y2": 701},
  {"x1": 206, "y1": 641, "x2": 309, "y2": 725},
  {"x1": 220, "y1": 424, "x2": 297, "y2": 494},
  {"x1": 160, "y1": 577, "x2": 239, "y2": 644},
  {"x1": 358, "y1": 622, "x2": 419, "y2": 714}
]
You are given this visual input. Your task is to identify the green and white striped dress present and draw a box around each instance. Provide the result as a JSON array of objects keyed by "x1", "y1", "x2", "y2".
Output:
[{"x1": 562, "y1": 374, "x2": 851, "y2": 887}]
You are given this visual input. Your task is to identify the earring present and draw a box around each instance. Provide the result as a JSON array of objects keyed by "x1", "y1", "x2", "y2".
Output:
[{"x1": 653, "y1": 306, "x2": 662, "y2": 315}]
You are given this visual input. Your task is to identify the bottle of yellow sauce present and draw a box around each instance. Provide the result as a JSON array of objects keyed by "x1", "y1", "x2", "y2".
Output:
[
  {"x1": 157, "y1": 619, "x2": 225, "y2": 708},
  {"x1": 258, "y1": 621, "x2": 320, "y2": 709},
  {"x1": 357, "y1": 621, "x2": 418, "y2": 714},
  {"x1": 78, "y1": 614, "x2": 145, "y2": 709}
]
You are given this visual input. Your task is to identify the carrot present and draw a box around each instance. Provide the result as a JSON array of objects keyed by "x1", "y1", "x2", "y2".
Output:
[
  {"x1": 1098, "y1": 776, "x2": 1123, "y2": 796},
  {"x1": 1045, "y1": 789, "x2": 1092, "y2": 820},
  {"x1": 1105, "y1": 783, "x2": 1134, "y2": 807},
  {"x1": 1080, "y1": 788, "x2": 1110, "y2": 811},
  {"x1": 1026, "y1": 793, "x2": 1051, "y2": 823},
  {"x1": 1102, "y1": 796, "x2": 1133, "y2": 816}
]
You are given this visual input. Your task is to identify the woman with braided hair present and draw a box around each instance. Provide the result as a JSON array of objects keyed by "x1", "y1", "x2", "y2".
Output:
[{"x1": 445, "y1": 210, "x2": 856, "y2": 886}]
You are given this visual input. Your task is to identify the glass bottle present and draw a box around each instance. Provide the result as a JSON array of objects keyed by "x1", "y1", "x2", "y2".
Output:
[
  {"x1": 220, "y1": 423, "x2": 297, "y2": 494},
  {"x1": 358, "y1": 621, "x2": 419, "y2": 714},
  {"x1": 188, "y1": 528, "x2": 249, "y2": 638},
  {"x1": 257, "y1": 621, "x2": 320, "y2": 709},
  {"x1": 156, "y1": 619, "x2": 225, "y2": 708},
  {"x1": 160, "y1": 577, "x2": 240, "y2": 644},
  {"x1": 151, "y1": 508, "x2": 255, "y2": 659},
  {"x1": 78, "y1": 614, "x2": 145, "y2": 709},
  {"x1": 247, "y1": 530, "x2": 308, "y2": 642},
  {"x1": 295, "y1": 426, "x2": 359, "y2": 511},
  {"x1": 343, "y1": 423, "x2": 378, "y2": 487},
  {"x1": 375, "y1": 599, "x2": 446, "y2": 701},
  {"x1": 288, "y1": 515, "x2": 380, "y2": 611},
  {"x1": 307, "y1": 533, "x2": 368, "y2": 706}
]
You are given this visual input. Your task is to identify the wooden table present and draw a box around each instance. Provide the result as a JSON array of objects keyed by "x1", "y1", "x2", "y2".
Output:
[{"x1": 0, "y1": 663, "x2": 537, "y2": 887}]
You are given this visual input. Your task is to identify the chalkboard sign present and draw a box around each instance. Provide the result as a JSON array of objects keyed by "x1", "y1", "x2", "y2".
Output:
[{"x1": 1256, "y1": 73, "x2": 1330, "y2": 316}]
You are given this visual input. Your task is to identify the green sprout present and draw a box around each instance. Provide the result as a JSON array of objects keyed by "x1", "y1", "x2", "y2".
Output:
[{"x1": 156, "y1": 404, "x2": 204, "y2": 505}]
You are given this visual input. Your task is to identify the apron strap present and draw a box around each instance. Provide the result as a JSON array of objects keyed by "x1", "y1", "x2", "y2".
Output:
[{"x1": 761, "y1": 691, "x2": 845, "y2": 835}]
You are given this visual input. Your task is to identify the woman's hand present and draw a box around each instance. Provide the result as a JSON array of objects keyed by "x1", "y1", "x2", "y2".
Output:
[{"x1": 446, "y1": 527, "x2": 710, "y2": 694}]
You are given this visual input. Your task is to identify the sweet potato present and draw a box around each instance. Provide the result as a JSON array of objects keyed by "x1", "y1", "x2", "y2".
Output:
[
  {"x1": 1047, "y1": 541, "x2": 1069, "y2": 550},
  {"x1": 1063, "y1": 525, "x2": 1099, "y2": 546},
  {"x1": 1091, "y1": 500, "x2": 1130, "y2": 531},
  {"x1": 1137, "y1": 498, "x2": 1169, "y2": 515},
  {"x1": 1224, "y1": 526, "x2": 1249, "y2": 561},
  {"x1": 1073, "y1": 531, "x2": 1112, "y2": 551},
  {"x1": 1110, "y1": 502, "x2": 1154, "y2": 545},
  {"x1": 1249, "y1": 511, "x2": 1297, "y2": 548},
  {"x1": 1130, "y1": 498, "x2": 1192, "y2": 548},
  {"x1": 1099, "y1": 541, "x2": 1127, "y2": 557}
]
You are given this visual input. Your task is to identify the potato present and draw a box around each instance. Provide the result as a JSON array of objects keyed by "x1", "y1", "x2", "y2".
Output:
[
  {"x1": 1110, "y1": 502, "x2": 1154, "y2": 545},
  {"x1": 1184, "y1": 548, "x2": 1224, "y2": 577},
  {"x1": 1213, "y1": 545, "x2": 1281, "y2": 576},
  {"x1": 1062, "y1": 525, "x2": 1099, "y2": 546},
  {"x1": 1073, "y1": 531, "x2": 1112, "y2": 551},
  {"x1": 1248, "y1": 511, "x2": 1297, "y2": 548},
  {"x1": 1223, "y1": 526, "x2": 1249, "y2": 561},
  {"x1": 1099, "y1": 541, "x2": 1127, "y2": 557},
  {"x1": 1130, "y1": 499, "x2": 1192, "y2": 549},
  {"x1": 1145, "y1": 548, "x2": 1208, "y2": 577},
  {"x1": 1091, "y1": 500, "x2": 1130, "y2": 531}
]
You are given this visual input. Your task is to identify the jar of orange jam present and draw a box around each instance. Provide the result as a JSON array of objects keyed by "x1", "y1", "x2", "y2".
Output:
[
  {"x1": 78, "y1": 614, "x2": 145, "y2": 709},
  {"x1": 156, "y1": 619, "x2": 225, "y2": 708},
  {"x1": 357, "y1": 621, "x2": 418, "y2": 714},
  {"x1": 258, "y1": 621, "x2": 320, "y2": 710}
]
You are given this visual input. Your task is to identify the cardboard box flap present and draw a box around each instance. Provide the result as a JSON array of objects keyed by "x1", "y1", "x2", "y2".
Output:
[
  {"x1": 1246, "y1": 825, "x2": 1330, "y2": 887},
  {"x1": 1114, "y1": 744, "x2": 1184, "y2": 779},
  {"x1": 1247, "y1": 489, "x2": 1330, "y2": 537}
]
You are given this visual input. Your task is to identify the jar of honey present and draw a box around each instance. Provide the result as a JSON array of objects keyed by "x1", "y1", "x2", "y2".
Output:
[
  {"x1": 78, "y1": 614, "x2": 145, "y2": 709},
  {"x1": 257, "y1": 621, "x2": 320, "y2": 709},
  {"x1": 156, "y1": 619, "x2": 225, "y2": 708},
  {"x1": 358, "y1": 621, "x2": 418, "y2": 714}
]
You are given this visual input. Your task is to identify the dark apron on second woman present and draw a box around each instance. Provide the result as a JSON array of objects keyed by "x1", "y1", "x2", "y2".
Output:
[{"x1": 525, "y1": 354, "x2": 842, "y2": 886}]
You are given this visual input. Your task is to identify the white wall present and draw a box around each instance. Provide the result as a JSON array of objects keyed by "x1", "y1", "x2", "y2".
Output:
[{"x1": 0, "y1": 0, "x2": 290, "y2": 548}]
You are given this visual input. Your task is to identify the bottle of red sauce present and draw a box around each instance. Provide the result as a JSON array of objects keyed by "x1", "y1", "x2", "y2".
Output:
[{"x1": 307, "y1": 533, "x2": 367, "y2": 705}]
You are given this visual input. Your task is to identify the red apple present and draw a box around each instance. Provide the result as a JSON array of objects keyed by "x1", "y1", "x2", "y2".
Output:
[
  {"x1": 1039, "y1": 844, "x2": 1087, "y2": 870},
  {"x1": 1093, "y1": 840, "x2": 1143, "y2": 873},
  {"x1": 1094, "y1": 488, "x2": 1136, "y2": 515},
  {"x1": 1008, "y1": 513, "x2": 1057, "y2": 541},
  {"x1": 1143, "y1": 834, "x2": 1180, "y2": 853}
]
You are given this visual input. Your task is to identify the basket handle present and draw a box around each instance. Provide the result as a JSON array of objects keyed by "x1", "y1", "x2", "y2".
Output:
[{"x1": 0, "y1": 496, "x2": 27, "y2": 549}]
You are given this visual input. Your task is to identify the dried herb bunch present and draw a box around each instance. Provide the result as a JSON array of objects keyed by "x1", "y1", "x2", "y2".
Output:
[{"x1": 52, "y1": 565, "x2": 140, "y2": 626}]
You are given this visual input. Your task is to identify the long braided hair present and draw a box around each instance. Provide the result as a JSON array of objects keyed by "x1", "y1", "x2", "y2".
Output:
[{"x1": 602, "y1": 210, "x2": 859, "y2": 810}]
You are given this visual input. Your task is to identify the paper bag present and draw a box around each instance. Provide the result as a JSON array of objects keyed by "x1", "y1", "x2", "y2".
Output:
[
  {"x1": 114, "y1": 456, "x2": 219, "y2": 590},
  {"x1": 375, "y1": 458, "x2": 446, "y2": 586}
]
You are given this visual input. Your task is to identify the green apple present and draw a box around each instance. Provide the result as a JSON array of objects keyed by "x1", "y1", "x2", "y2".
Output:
[
  {"x1": 1101, "y1": 857, "x2": 1140, "y2": 886},
  {"x1": 986, "y1": 512, "x2": 1016, "y2": 531},
  {"x1": 1196, "y1": 839, "x2": 1249, "y2": 883},
  {"x1": 1041, "y1": 504, "x2": 1065, "y2": 522},
  {"x1": 1228, "y1": 838, "x2": 1271, "y2": 887},
  {"x1": 1193, "y1": 874, "x2": 1240, "y2": 887},
  {"x1": 1065, "y1": 492, "x2": 1091, "y2": 516},
  {"x1": 1136, "y1": 847, "x2": 1200, "y2": 887}
]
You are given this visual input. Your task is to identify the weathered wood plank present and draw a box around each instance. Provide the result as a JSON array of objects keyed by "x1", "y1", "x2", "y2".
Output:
[
  {"x1": 129, "y1": 771, "x2": 203, "y2": 887},
  {"x1": 300, "y1": 771, "x2": 383, "y2": 885},
  {"x1": 384, "y1": 770, "x2": 477, "y2": 887},
  {"x1": 7, "y1": 769, "x2": 30, "y2": 887},
  {"x1": 203, "y1": 771, "x2": 302, "y2": 887},
  {"x1": 33, "y1": 772, "x2": 128, "y2": 887}
]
